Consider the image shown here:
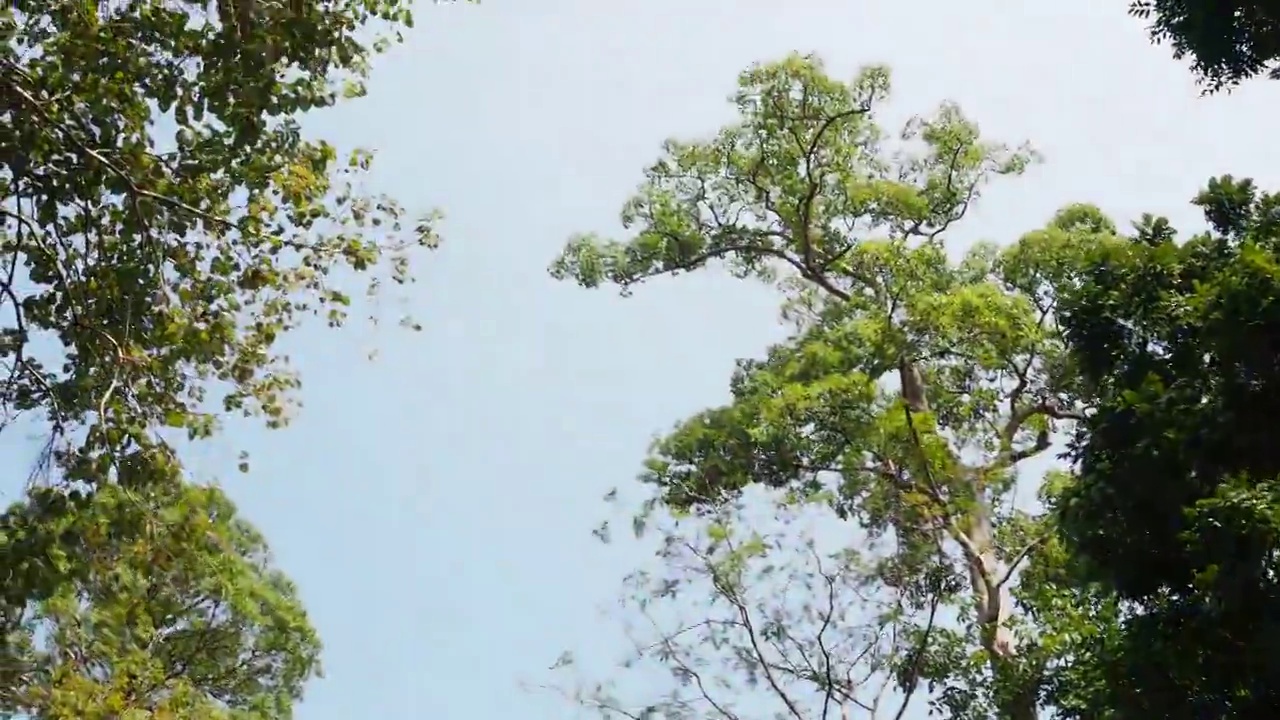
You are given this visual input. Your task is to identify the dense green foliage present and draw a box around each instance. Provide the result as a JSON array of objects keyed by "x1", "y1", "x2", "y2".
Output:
[
  {"x1": 1052, "y1": 175, "x2": 1280, "y2": 716},
  {"x1": 2, "y1": 0, "x2": 431, "y2": 473},
  {"x1": 550, "y1": 54, "x2": 1105, "y2": 720},
  {"x1": 1, "y1": 475, "x2": 318, "y2": 719},
  {"x1": 1132, "y1": 0, "x2": 1280, "y2": 91},
  {"x1": 1, "y1": 1, "x2": 433, "y2": 716},
  {"x1": 4, "y1": 2, "x2": 1274, "y2": 716},
  {"x1": 547, "y1": 54, "x2": 1280, "y2": 720}
]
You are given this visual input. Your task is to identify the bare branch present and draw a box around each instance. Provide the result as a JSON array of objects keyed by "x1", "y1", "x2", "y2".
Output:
[
  {"x1": 891, "y1": 583, "x2": 942, "y2": 720},
  {"x1": 640, "y1": 609, "x2": 741, "y2": 720},
  {"x1": 996, "y1": 535, "x2": 1048, "y2": 589},
  {"x1": 996, "y1": 400, "x2": 1086, "y2": 467},
  {"x1": 710, "y1": 535, "x2": 806, "y2": 720}
]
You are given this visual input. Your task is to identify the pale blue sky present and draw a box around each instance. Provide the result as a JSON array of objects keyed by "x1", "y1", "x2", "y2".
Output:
[{"x1": 11, "y1": 1, "x2": 1280, "y2": 719}]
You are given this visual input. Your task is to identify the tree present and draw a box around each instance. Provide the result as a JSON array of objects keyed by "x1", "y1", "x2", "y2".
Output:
[
  {"x1": 0, "y1": 469, "x2": 319, "y2": 719},
  {"x1": 2, "y1": 0, "x2": 435, "y2": 479},
  {"x1": 1131, "y1": 0, "x2": 1280, "y2": 92},
  {"x1": 1048, "y1": 175, "x2": 1280, "y2": 716},
  {"x1": 1, "y1": 0, "x2": 436, "y2": 715},
  {"x1": 547, "y1": 54, "x2": 1114, "y2": 720}
]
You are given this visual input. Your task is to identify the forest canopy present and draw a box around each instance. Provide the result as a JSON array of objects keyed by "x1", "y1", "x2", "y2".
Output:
[
  {"x1": 1132, "y1": 0, "x2": 1280, "y2": 91},
  {"x1": 4, "y1": 2, "x2": 1276, "y2": 718},
  {"x1": 1, "y1": 1, "x2": 434, "y2": 717},
  {"x1": 548, "y1": 54, "x2": 1280, "y2": 719}
]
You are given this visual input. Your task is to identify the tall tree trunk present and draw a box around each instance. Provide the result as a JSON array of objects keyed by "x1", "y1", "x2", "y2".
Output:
[{"x1": 963, "y1": 491, "x2": 1038, "y2": 720}]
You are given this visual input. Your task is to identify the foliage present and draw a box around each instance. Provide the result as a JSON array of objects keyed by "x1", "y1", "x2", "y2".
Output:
[
  {"x1": 1, "y1": 0, "x2": 436, "y2": 481},
  {"x1": 548, "y1": 54, "x2": 1116, "y2": 720},
  {"x1": 0, "y1": 471, "x2": 319, "y2": 719},
  {"x1": 1, "y1": 0, "x2": 436, "y2": 715},
  {"x1": 1051, "y1": 175, "x2": 1280, "y2": 716},
  {"x1": 551, "y1": 498, "x2": 942, "y2": 719},
  {"x1": 1131, "y1": 0, "x2": 1280, "y2": 92}
]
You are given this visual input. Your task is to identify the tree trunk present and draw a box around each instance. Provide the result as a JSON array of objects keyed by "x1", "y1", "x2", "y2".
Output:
[{"x1": 964, "y1": 493, "x2": 1038, "y2": 720}]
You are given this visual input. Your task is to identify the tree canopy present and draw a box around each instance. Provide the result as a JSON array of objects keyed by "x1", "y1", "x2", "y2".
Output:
[
  {"x1": 550, "y1": 54, "x2": 1101, "y2": 720},
  {"x1": 2, "y1": 0, "x2": 433, "y2": 478},
  {"x1": 546, "y1": 53, "x2": 1280, "y2": 720},
  {"x1": 5, "y1": 3, "x2": 1277, "y2": 717},
  {"x1": 1052, "y1": 175, "x2": 1280, "y2": 716},
  {"x1": 1, "y1": 477, "x2": 319, "y2": 719},
  {"x1": 1132, "y1": 0, "x2": 1280, "y2": 91},
  {"x1": 1, "y1": 1, "x2": 433, "y2": 716}
]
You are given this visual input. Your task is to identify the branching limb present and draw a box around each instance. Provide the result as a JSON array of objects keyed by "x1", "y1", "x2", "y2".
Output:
[
  {"x1": 891, "y1": 583, "x2": 942, "y2": 720},
  {"x1": 708, "y1": 534, "x2": 806, "y2": 720},
  {"x1": 996, "y1": 400, "x2": 1086, "y2": 467},
  {"x1": 996, "y1": 535, "x2": 1048, "y2": 589}
]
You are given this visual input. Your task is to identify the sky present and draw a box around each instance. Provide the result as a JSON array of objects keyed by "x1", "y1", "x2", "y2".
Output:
[{"x1": 9, "y1": 1, "x2": 1280, "y2": 719}]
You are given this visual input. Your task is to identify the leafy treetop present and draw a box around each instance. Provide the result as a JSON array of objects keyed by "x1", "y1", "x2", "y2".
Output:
[
  {"x1": 549, "y1": 54, "x2": 1127, "y2": 720},
  {"x1": 0, "y1": 471, "x2": 320, "y2": 719},
  {"x1": 1131, "y1": 0, "x2": 1280, "y2": 92},
  {"x1": 551, "y1": 53, "x2": 1035, "y2": 301},
  {"x1": 1052, "y1": 175, "x2": 1280, "y2": 716},
  {"x1": 1, "y1": 0, "x2": 436, "y2": 487}
]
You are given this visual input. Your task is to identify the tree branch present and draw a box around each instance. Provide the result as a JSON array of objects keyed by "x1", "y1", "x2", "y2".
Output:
[
  {"x1": 996, "y1": 400, "x2": 1085, "y2": 467},
  {"x1": 995, "y1": 535, "x2": 1047, "y2": 589},
  {"x1": 708, "y1": 535, "x2": 806, "y2": 720},
  {"x1": 892, "y1": 583, "x2": 942, "y2": 720}
]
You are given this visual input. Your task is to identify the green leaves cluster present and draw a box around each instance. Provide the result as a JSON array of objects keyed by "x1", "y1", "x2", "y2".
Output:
[
  {"x1": 547, "y1": 52, "x2": 1280, "y2": 720},
  {"x1": 1051, "y1": 175, "x2": 1280, "y2": 716},
  {"x1": 1132, "y1": 0, "x2": 1280, "y2": 92},
  {"x1": 1, "y1": 0, "x2": 432, "y2": 716},
  {"x1": 550, "y1": 54, "x2": 1035, "y2": 297},
  {"x1": 0, "y1": 475, "x2": 319, "y2": 720},
  {"x1": 2, "y1": 0, "x2": 435, "y2": 475},
  {"x1": 547, "y1": 54, "x2": 1109, "y2": 720}
]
